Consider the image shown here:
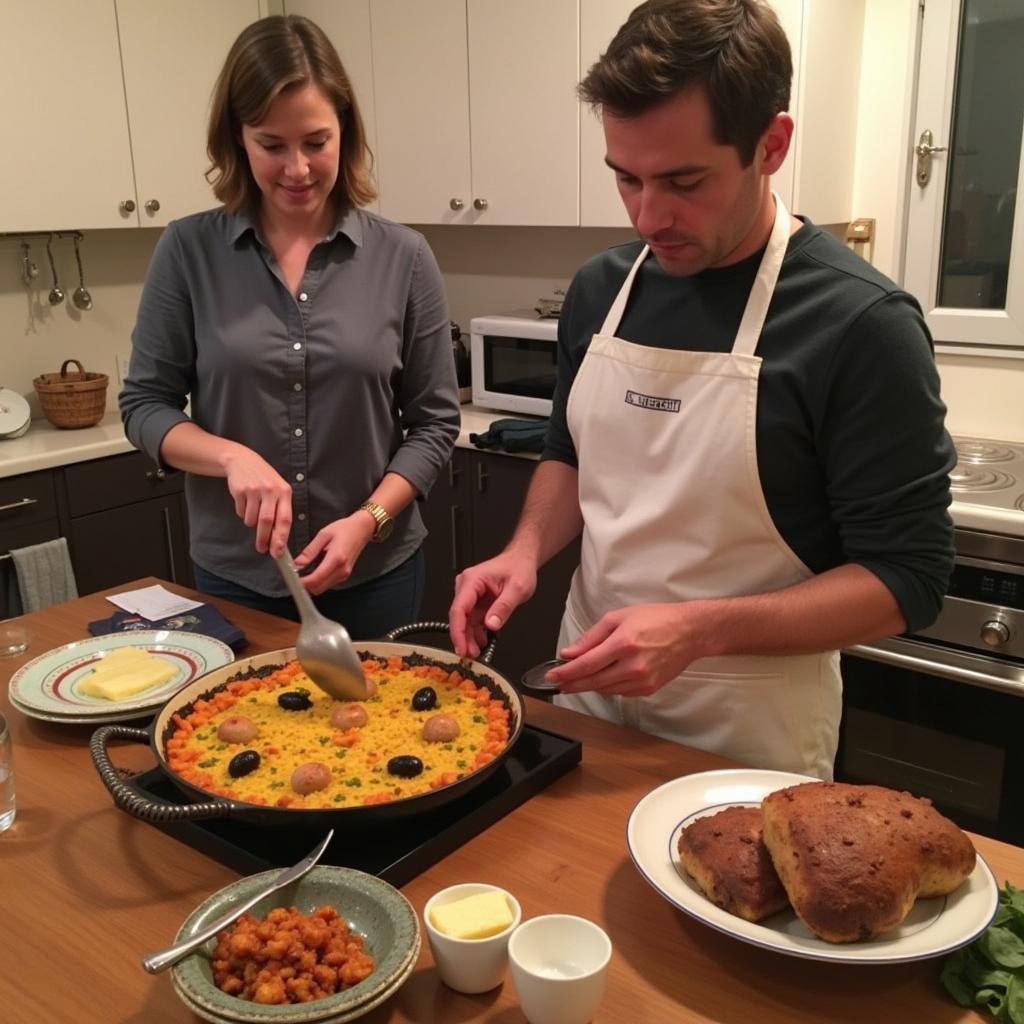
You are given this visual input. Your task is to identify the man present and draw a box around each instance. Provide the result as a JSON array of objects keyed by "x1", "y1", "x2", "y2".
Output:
[{"x1": 449, "y1": 0, "x2": 955, "y2": 779}]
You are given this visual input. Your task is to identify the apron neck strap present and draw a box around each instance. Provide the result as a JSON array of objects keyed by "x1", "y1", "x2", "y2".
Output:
[
  {"x1": 599, "y1": 244, "x2": 650, "y2": 337},
  {"x1": 596, "y1": 192, "x2": 792, "y2": 354},
  {"x1": 733, "y1": 192, "x2": 791, "y2": 357}
]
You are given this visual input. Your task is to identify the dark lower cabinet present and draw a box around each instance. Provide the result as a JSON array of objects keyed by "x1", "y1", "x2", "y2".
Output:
[
  {"x1": 419, "y1": 448, "x2": 580, "y2": 685},
  {"x1": 0, "y1": 451, "x2": 194, "y2": 608},
  {"x1": 68, "y1": 494, "x2": 191, "y2": 595}
]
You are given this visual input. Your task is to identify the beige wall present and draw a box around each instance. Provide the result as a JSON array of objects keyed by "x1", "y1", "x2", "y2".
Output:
[{"x1": 0, "y1": 229, "x2": 159, "y2": 421}]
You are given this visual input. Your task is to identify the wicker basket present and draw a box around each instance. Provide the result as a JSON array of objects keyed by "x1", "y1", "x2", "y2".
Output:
[{"x1": 33, "y1": 358, "x2": 109, "y2": 429}]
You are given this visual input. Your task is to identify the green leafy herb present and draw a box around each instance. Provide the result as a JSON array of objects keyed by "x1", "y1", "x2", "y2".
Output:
[
  {"x1": 197, "y1": 758, "x2": 219, "y2": 768},
  {"x1": 942, "y1": 883, "x2": 1024, "y2": 1023}
]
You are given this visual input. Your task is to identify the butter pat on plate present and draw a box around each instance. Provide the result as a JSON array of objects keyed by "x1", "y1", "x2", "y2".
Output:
[
  {"x1": 78, "y1": 647, "x2": 177, "y2": 701},
  {"x1": 430, "y1": 890, "x2": 515, "y2": 939}
]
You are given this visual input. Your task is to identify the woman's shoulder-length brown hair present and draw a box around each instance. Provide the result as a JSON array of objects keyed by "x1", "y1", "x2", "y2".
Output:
[{"x1": 206, "y1": 14, "x2": 376, "y2": 214}]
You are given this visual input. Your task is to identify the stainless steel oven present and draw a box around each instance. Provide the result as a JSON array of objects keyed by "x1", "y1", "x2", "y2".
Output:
[{"x1": 837, "y1": 437, "x2": 1024, "y2": 846}]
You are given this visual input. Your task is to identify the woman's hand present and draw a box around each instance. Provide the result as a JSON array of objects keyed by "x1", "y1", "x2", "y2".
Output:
[
  {"x1": 293, "y1": 514, "x2": 376, "y2": 594},
  {"x1": 222, "y1": 448, "x2": 293, "y2": 557}
]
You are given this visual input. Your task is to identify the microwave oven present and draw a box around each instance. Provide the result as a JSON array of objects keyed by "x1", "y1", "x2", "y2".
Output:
[{"x1": 469, "y1": 313, "x2": 558, "y2": 417}]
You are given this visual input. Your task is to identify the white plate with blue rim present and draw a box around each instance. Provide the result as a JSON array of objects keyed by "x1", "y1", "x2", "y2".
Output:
[
  {"x1": 8, "y1": 630, "x2": 233, "y2": 722},
  {"x1": 626, "y1": 768, "x2": 999, "y2": 964}
]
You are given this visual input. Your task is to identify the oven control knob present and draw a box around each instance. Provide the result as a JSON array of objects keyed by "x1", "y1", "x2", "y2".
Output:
[{"x1": 980, "y1": 620, "x2": 1010, "y2": 647}]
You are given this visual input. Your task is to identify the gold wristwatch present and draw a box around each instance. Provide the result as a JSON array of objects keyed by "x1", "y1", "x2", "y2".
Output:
[{"x1": 359, "y1": 500, "x2": 394, "y2": 542}]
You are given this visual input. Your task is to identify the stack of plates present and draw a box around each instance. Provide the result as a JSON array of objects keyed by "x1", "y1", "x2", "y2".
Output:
[
  {"x1": 7, "y1": 631, "x2": 235, "y2": 724},
  {"x1": 170, "y1": 866, "x2": 421, "y2": 1024},
  {"x1": 0, "y1": 387, "x2": 31, "y2": 439}
]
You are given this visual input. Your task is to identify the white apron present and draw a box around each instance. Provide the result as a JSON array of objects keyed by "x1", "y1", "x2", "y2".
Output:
[{"x1": 555, "y1": 195, "x2": 841, "y2": 779}]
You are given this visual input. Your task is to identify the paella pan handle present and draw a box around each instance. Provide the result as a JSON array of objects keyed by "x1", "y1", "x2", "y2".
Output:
[
  {"x1": 90, "y1": 725, "x2": 240, "y2": 823},
  {"x1": 384, "y1": 620, "x2": 497, "y2": 665}
]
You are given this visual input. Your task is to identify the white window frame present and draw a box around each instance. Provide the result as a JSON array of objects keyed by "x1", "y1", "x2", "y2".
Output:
[{"x1": 903, "y1": 0, "x2": 1024, "y2": 358}]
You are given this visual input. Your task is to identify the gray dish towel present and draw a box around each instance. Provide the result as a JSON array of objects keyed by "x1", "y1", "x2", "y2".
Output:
[{"x1": 11, "y1": 537, "x2": 79, "y2": 612}]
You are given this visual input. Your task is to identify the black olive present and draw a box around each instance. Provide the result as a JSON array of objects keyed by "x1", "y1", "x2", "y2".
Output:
[
  {"x1": 411, "y1": 686, "x2": 437, "y2": 711},
  {"x1": 278, "y1": 690, "x2": 313, "y2": 711},
  {"x1": 387, "y1": 755, "x2": 424, "y2": 778},
  {"x1": 228, "y1": 750, "x2": 261, "y2": 778}
]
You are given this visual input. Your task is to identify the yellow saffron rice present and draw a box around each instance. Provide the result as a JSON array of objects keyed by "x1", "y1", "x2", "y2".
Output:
[{"x1": 164, "y1": 656, "x2": 512, "y2": 808}]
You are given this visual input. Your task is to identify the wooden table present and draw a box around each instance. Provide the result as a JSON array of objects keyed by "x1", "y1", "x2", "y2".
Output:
[{"x1": 2, "y1": 580, "x2": 1018, "y2": 1024}]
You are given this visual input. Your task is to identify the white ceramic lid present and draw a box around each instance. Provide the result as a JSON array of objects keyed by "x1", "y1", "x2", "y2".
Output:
[{"x1": 0, "y1": 388, "x2": 31, "y2": 438}]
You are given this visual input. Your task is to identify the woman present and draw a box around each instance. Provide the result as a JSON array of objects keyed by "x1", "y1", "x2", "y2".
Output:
[{"x1": 120, "y1": 15, "x2": 459, "y2": 637}]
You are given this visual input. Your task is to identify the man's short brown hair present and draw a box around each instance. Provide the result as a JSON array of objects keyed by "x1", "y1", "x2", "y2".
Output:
[
  {"x1": 579, "y1": 0, "x2": 792, "y2": 166},
  {"x1": 206, "y1": 15, "x2": 376, "y2": 214}
]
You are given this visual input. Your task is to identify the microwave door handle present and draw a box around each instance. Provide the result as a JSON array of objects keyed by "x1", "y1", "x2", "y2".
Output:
[{"x1": 847, "y1": 640, "x2": 1024, "y2": 698}]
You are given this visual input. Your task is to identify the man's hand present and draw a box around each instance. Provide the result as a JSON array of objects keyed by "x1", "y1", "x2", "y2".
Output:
[
  {"x1": 223, "y1": 448, "x2": 293, "y2": 557},
  {"x1": 549, "y1": 603, "x2": 704, "y2": 698},
  {"x1": 449, "y1": 551, "x2": 538, "y2": 659},
  {"x1": 293, "y1": 514, "x2": 376, "y2": 594}
]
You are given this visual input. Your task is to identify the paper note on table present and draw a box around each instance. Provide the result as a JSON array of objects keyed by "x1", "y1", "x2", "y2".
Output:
[{"x1": 106, "y1": 584, "x2": 204, "y2": 621}]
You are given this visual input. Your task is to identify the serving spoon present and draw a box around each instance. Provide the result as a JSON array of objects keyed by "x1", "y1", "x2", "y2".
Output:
[
  {"x1": 273, "y1": 550, "x2": 368, "y2": 701},
  {"x1": 141, "y1": 829, "x2": 335, "y2": 974}
]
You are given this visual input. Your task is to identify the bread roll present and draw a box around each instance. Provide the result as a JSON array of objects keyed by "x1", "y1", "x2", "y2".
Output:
[
  {"x1": 761, "y1": 782, "x2": 976, "y2": 942},
  {"x1": 677, "y1": 806, "x2": 790, "y2": 922}
]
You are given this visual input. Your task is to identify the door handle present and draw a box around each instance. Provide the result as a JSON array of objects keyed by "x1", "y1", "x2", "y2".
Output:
[
  {"x1": 476, "y1": 462, "x2": 487, "y2": 494},
  {"x1": 0, "y1": 497, "x2": 37, "y2": 514},
  {"x1": 449, "y1": 505, "x2": 461, "y2": 572},
  {"x1": 161, "y1": 507, "x2": 178, "y2": 583},
  {"x1": 915, "y1": 129, "x2": 948, "y2": 187}
]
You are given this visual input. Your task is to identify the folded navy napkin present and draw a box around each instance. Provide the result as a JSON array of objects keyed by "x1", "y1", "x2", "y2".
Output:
[
  {"x1": 88, "y1": 603, "x2": 247, "y2": 651},
  {"x1": 469, "y1": 417, "x2": 549, "y2": 454}
]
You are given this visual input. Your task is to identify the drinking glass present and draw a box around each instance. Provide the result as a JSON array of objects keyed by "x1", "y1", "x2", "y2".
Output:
[
  {"x1": 0, "y1": 619, "x2": 29, "y2": 657},
  {"x1": 0, "y1": 713, "x2": 15, "y2": 832}
]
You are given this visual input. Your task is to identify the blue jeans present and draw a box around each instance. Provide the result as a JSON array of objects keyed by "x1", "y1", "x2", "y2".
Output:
[{"x1": 192, "y1": 549, "x2": 425, "y2": 640}]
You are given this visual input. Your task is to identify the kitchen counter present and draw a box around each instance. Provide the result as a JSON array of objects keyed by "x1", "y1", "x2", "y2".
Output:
[
  {"x1": 4, "y1": 409, "x2": 1022, "y2": 535},
  {"x1": 2, "y1": 580, "x2": 1020, "y2": 1024},
  {"x1": 0, "y1": 406, "x2": 543, "y2": 480},
  {"x1": 0, "y1": 411, "x2": 133, "y2": 478}
]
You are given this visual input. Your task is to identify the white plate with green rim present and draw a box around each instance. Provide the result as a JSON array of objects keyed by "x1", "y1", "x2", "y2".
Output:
[
  {"x1": 8, "y1": 631, "x2": 234, "y2": 718},
  {"x1": 170, "y1": 865, "x2": 420, "y2": 1023},
  {"x1": 627, "y1": 768, "x2": 999, "y2": 964}
]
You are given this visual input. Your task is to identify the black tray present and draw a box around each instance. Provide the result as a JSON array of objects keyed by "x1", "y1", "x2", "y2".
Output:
[{"x1": 126, "y1": 724, "x2": 581, "y2": 887}]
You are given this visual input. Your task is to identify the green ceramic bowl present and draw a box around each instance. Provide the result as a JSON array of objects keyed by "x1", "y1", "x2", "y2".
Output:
[{"x1": 170, "y1": 866, "x2": 420, "y2": 1024}]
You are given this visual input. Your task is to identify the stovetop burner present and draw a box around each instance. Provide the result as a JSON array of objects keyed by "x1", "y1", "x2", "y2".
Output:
[
  {"x1": 954, "y1": 440, "x2": 1018, "y2": 464},
  {"x1": 124, "y1": 724, "x2": 581, "y2": 886},
  {"x1": 949, "y1": 466, "x2": 1016, "y2": 492},
  {"x1": 951, "y1": 435, "x2": 1024, "y2": 513}
]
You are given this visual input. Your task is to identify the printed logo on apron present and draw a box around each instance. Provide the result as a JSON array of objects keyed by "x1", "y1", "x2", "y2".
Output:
[
  {"x1": 555, "y1": 193, "x2": 842, "y2": 781},
  {"x1": 624, "y1": 390, "x2": 681, "y2": 413}
]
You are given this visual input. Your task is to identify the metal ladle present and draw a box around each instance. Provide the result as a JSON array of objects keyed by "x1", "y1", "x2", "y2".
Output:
[
  {"x1": 72, "y1": 234, "x2": 93, "y2": 311},
  {"x1": 45, "y1": 234, "x2": 64, "y2": 305},
  {"x1": 273, "y1": 551, "x2": 368, "y2": 701}
]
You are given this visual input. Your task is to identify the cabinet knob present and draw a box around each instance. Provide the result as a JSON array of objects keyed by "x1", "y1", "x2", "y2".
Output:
[
  {"x1": 146, "y1": 468, "x2": 166, "y2": 482},
  {"x1": 144, "y1": 199, "x2": 161, "y2": 214},
  {"x1": 981, "y1": 620, "x2": 1010, "y2": 647},
  {"x1": 119, "y1": 199, "x2": 136, "y2": 214},
  {"x1": 473, "y1": 198, "x2": 488, "y2": 211},
  {"x1": 449, "y1": 198, "x2": 465, "y2": 211}
]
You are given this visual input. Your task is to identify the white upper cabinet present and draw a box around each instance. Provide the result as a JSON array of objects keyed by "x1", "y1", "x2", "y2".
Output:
[
  {"x1": 117, "y1": 0, "x2": 261, "y2": 228},
  {"x1": 0, "y1": 0, "x2": 136, "y2": 232},
  {"x1": 371, "y1": 0, "x2": 579, "y2": 226},
  {"x1": 579, "y1": 0, "x2": 863, "y2": 228},
  {"x1": 904, "y1": 0, "x2": 1024, "y2": 356},
  {"x1": 283, "y1": 0, "x2": 379, "y2": 214},
  {"x1": 0, "y1": 0, "x2": 257, "y2": 232}
]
